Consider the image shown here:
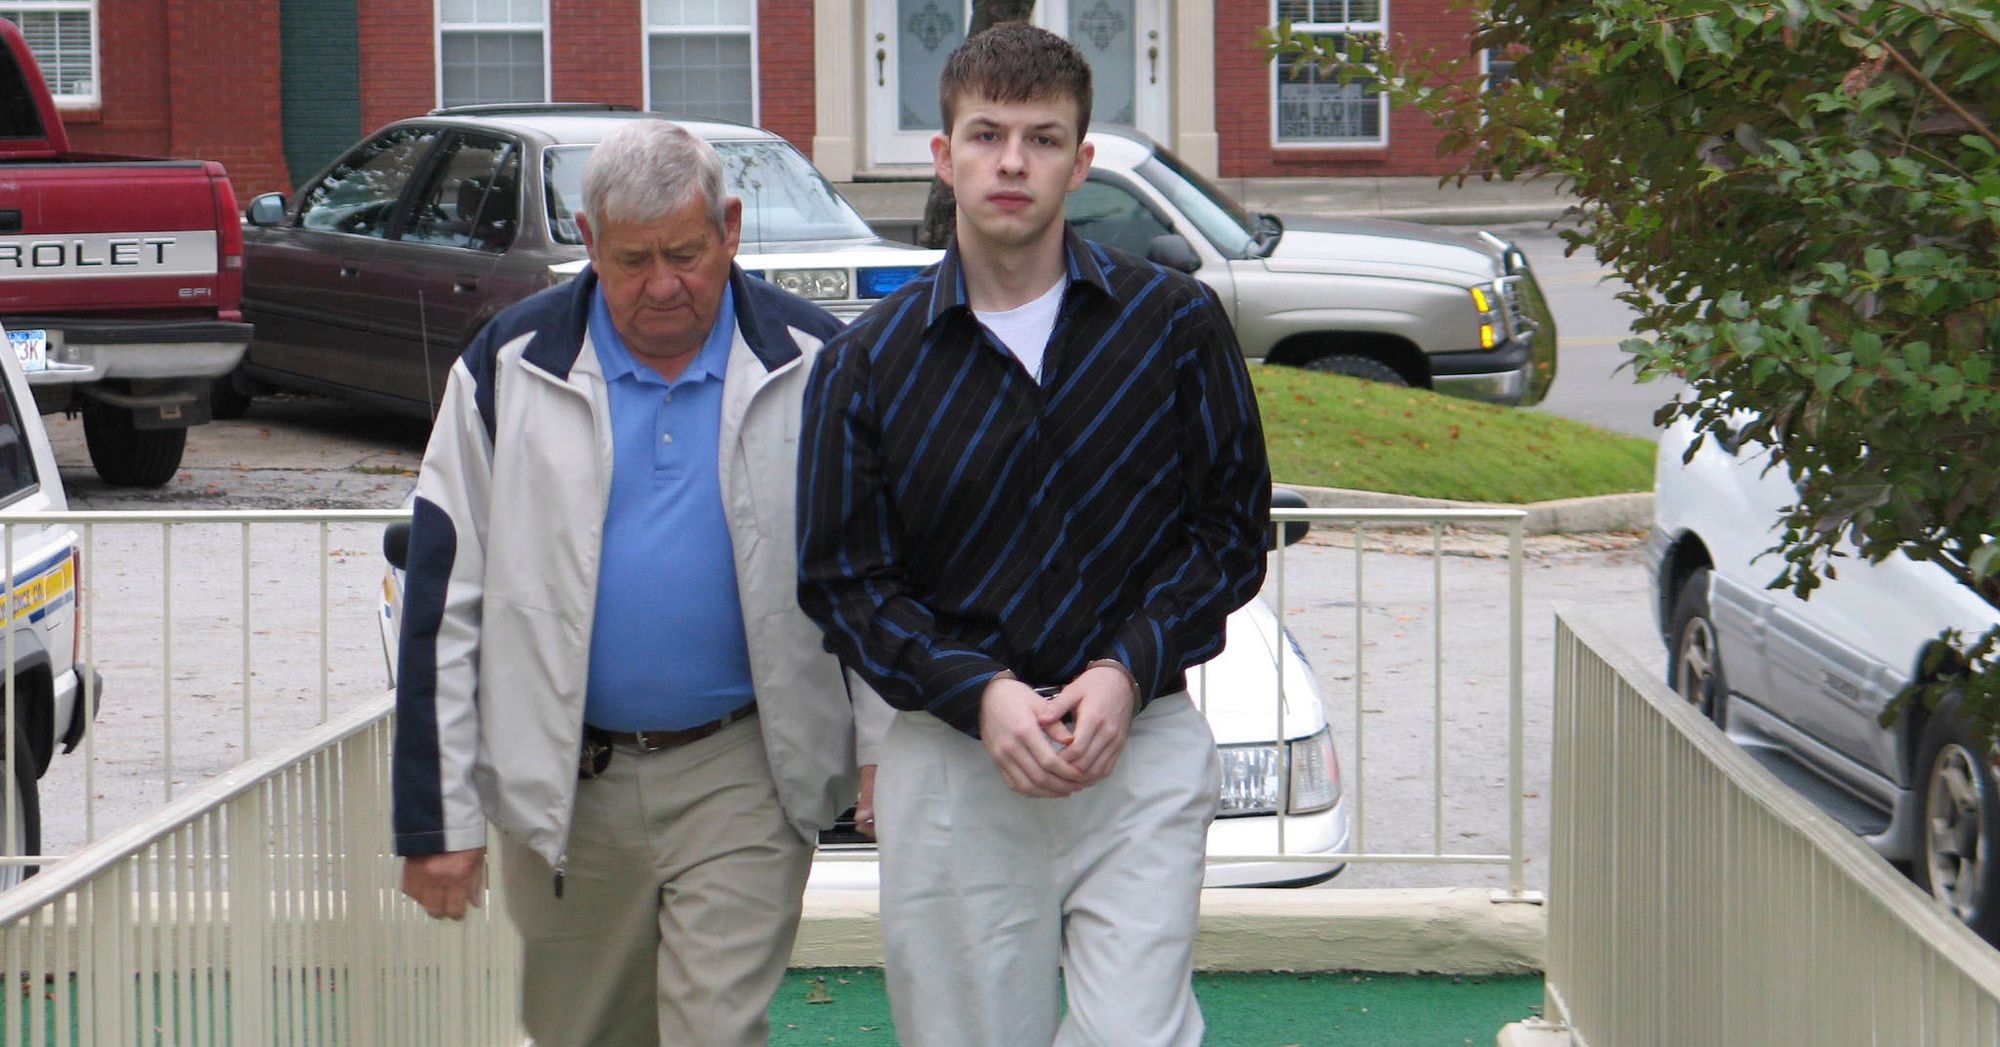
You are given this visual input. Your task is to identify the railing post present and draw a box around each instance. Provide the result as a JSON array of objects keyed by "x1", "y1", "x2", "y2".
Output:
[
  {"x1": 229, "y1": 785, "x2": 271, "y2": 1044},
  {"x1": 341, "y1": 717, "x2": 387, "y2": 1045}
]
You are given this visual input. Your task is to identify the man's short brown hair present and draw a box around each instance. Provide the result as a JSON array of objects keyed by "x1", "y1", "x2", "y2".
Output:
[{"x1": 938, "y1": 22, "x2": 1093, "y2": 138}]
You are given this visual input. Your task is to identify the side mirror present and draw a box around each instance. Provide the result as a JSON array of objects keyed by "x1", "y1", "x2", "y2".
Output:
[
  {"x1": 1268, "y1": 487, "x2": 1310, "y2": 549},
  {"x1": 246, "y1": 193, "x2": 288, "y2": 227},
  {"x1": 1146, "y1": 233, "x2": 1201, "y2": 274},
  {"x1": 383, "y1": 520, "x2": 411, "y2": 571}
]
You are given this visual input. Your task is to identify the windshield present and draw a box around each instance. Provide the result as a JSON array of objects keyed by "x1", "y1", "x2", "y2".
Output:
[
  {"x1": 1134, "y1": 146, "x2": 1258, "y2": 258},
  {"x1": 545, "y1": 139, "x2": 877, "y2": 246}
]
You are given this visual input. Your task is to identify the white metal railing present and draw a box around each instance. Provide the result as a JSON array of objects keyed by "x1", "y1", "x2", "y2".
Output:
[
  {"x1": 0, "y1": 694, "x2": 522, "y2": 1046},
  {"x1": 1546, "y1": 608, "x2": 2000, "y2": 1046},
  {"x1": 0, "y1": 504, "x2": 1532, "y2": 1043},
  {"x1": 1, "y1": 509, "x2": 409, "y2": 875}
]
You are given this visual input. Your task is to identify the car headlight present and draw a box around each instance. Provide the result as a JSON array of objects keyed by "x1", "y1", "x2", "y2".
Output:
[
  {"x1": 1287, "y1": 727, "x2": 1340, "y2": 814},
  {"x1": 1216, "y1": 730, "x2": 1341, "y2": 818},
  {"x1": 771, "y1": 268, "x2": 850, "y2": 301},
  {"x1": 1217, "y1": 744, "x2": 1282, "y2": 817}
]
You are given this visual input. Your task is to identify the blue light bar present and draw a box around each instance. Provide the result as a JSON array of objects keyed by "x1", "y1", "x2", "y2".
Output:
[{"x1": 858, "y1": 266, "x2": 925, "y2": 299}]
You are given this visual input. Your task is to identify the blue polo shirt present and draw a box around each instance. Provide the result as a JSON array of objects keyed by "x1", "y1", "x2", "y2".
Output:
[{"x1": 582, "y1": 285, "x2": 755, "y2": 731}]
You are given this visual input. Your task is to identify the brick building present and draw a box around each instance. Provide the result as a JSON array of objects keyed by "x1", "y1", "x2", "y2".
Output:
[{"x1": 5, "y1": 0, "x2": 1485, "y2": 200}]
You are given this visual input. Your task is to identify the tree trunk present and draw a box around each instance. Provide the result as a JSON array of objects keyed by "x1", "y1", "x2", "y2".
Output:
[{"x1": 916, "y1": 0, "x2": 1038, "y2": 248}]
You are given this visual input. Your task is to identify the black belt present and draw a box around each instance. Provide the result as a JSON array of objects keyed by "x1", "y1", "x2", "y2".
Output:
[{"x1": 585, "y1": 704, "x2": 757, "y2": 754}]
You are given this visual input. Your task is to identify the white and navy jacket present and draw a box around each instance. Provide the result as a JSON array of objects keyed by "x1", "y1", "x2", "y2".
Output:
[{"x1": 392, "y1": 263, "x2": 863, "y2": 870}]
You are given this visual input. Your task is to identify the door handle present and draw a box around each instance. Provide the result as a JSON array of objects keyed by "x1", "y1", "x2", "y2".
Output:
[
  {"x1": 1148, "y1": 45, "x2": 1159, "y2": 84},
  {"x1": 877, "y1": 48, "x2": 887, "y2": 86},
  {"x1": 454, "y1": 278, "x2": 478, "y2": 294},
  {"x1": 339, "y1": 263, "x2": 361, "y2": 278}
]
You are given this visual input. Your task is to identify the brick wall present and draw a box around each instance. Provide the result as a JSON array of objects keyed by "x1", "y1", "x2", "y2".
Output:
[
  {"x1": 757, "y1": 0, "x2": 814, "y2": 158},
  {"x1": 62, "y1": 0, "x2": 290, "y2": 197},
  {"x1": 552, "y1": 0, "x2": 642, "y2": 106},
  {"x1": 1214, "y1": 1, "x2": 1476, "y2": 178},
  {"x1": 358, "y1": 0, "x2": 435, "y2": 133}
]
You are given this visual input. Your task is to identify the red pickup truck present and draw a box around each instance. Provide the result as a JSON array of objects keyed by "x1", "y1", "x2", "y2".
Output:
[{"x1": 0, "y1": 19, "x2": 250, "y2": 487}]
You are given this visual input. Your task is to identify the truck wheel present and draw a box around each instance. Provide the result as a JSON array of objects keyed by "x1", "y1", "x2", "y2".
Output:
[
  {"x1": 1667, "y1": 567, "x2": 1728, "y2": 726},
  {"x1": 1, "y1": 729, "x2": 40, "y2": 888},
  {"x1": 1913, "y1": 694, "x2": 2000, "y2": 943},
  {"x1": 82, "y1": 398, "x2": 188, "y2": 488},
  {"x1": 1303, "y1": 354, "x2": 1409, "y2": 387},
  {"x1": 209, "y1": 373, "x2": 252, "y2": 420}
]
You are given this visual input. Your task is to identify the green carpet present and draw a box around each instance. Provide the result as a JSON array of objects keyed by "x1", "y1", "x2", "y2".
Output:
[
  {"x1": 772, "y1": 968, "x2": 1545, "y2": 1046},
  {"x1": 8, "y1": 967, "x2": 1545, "y2": 1045}
]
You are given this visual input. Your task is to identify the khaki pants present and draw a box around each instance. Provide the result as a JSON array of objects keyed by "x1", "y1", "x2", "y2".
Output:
[
  {"x1": 498, "y1": 715, "x2": 813, "y2": 1047},
  {"x1": 876, "y1": 693, "x2": 1221, "y2": 1047}
]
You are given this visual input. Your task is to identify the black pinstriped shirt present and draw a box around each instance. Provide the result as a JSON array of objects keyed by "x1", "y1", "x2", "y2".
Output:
[{"x1": 797, "y1": 228, "x2": 1271, "y2": 736}]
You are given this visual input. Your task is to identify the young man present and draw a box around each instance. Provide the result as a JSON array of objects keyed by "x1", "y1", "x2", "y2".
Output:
[
  {"x1": 394, "y1": 119, "x2": 861, "y2": 1047},
  {"x1": 797, "y1": 23, "x2": 1271, "y2": 1047}
]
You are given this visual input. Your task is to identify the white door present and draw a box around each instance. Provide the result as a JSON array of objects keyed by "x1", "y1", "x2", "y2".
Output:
[
  {"x1": 1044, "y1": 0, "x2": 1169, "y2": 139},
  {"x1": 863, "y1": 0, "x2": 1170, "y2": 168},
  {"x1": 866, "y1": 0, "x2": 968, "y2": 167}
]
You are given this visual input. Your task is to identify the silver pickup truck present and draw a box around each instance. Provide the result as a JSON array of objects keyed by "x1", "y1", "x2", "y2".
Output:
[{"x1": 1069, "y1": 128, "x2": 1556, "y2": 406}]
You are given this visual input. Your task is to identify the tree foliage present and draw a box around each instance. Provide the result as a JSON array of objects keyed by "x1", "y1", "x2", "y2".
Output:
[{"x1": 1267, "y1": 2, "x2": 2000, "y2": 721}]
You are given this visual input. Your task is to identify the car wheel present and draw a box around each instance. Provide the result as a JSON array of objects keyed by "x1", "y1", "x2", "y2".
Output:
[
  {"x1": 1667, "y1": 567, "x2": 1727, "y2": 725},
  {"x1": 1913, "y1": 698, "x2": 2000, "y2": 941},
  {"x1": 1, "y1": 728, "x2": 41, "y2": 889},
  {"x1": 1302, "y1": 354, "x2": 1409, "y2": 387},
  {"x1": 209, "y1": 372, "x2": 252, "y2": 420},
  {"x1": 81, "y1": 397, "x2": 188, "y2": 488}
]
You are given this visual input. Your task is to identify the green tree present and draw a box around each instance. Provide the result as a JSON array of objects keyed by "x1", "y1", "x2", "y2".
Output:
[{"x1": 1265, "y1": 3, "x2": 2000, "y2": 717}]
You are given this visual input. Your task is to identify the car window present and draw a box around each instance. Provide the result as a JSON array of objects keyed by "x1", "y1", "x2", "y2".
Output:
[
  {"x1": 1068, "y1": 178, "x2": 1174, "y2": 258},
  {"x1": 404, "y1": 133, "x2": 521, "y2": 252},
  {"x1": 0, "y1": 368, "x2": 37, "y2": 504},
  {"x1": 543, "y1": 139, "x2": 876, "y2": 246},
  {"x1": 299, "y1": 127, "x2": 439, "y2": 238},
  {"x1": 1134, "y1": 148, "x2": 1257, "y2": 258}
]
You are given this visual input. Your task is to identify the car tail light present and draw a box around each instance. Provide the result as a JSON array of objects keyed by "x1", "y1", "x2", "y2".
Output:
[{"x1": 209, "y1": 163, "x2": 246, "y2": 318}]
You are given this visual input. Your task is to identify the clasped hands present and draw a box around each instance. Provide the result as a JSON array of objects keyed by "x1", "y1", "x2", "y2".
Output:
[{"x1": 977, "y1": 664, "x2": 1136, "y2": 799}]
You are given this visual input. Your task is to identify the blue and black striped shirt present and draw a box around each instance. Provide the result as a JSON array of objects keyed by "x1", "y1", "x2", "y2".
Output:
[{"x1": 797, "y1": 229, "x2": 1271, "y2": 736}]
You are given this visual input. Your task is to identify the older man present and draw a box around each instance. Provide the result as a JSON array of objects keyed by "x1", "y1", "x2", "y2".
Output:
[{"x1": 392, "y1": 118, "x2": 859, "y2": 1047}]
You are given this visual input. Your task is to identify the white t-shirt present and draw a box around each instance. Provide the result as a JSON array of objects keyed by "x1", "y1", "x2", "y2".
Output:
[{"x1": 974, "y1": 277, "x2": 1067, "y2": 384}]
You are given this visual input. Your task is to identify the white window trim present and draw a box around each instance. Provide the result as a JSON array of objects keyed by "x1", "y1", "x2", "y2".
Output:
[
  {"x1": 1, "y1": 0, "x2": 100, "y2": 109},
  {"x1": 433, "y1": 0, "x2": 552, "y2": 110},
  {"x1": 1269, "y1": 0, "x2": 1389, "y2": 150},
  {"x1": 639, "y1": 3, "x2": 759, "y2": 124}
]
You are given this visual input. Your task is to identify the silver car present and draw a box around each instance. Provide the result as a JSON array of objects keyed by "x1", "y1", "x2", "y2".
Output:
[{"x1": 1068, "y1": 127, "x2": 1557, "y2": 405}]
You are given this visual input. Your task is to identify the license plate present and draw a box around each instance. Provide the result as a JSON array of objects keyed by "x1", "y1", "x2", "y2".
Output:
[{"x1": 8, "y1": 329, "x2": 47, "y2": 372}]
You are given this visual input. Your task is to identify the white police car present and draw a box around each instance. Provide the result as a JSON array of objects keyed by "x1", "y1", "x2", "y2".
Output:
[{"x1": 0, "y1": 321, "x2": 102, "y2": 888}]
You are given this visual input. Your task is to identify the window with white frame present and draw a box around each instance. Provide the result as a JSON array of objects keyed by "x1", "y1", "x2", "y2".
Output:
[
  {"x1": 646, "y1": 0, "x2": 753, "y2": 125},
  {"x1": 438, "y1": 0, "x2": 546, "y2": 109},
  {"x1": 1273, "y1": 0, "x2": 1386, "y2": 146},
  {"x1": 0, "y1": 0, "x2": 96, "y2": 106}
]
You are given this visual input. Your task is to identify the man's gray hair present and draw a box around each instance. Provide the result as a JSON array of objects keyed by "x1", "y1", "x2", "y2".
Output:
[{"x1": 580, "y1": 119, "x2": 730, "y2": 231}]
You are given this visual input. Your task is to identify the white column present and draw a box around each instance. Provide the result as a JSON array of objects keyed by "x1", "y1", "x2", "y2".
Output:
[
  {"x1": 1173, "y1": 0, "x2": 1219, "y2": 177},
  {"x1": 814, "y1": 0, "x2": 860, "y2": 181}
]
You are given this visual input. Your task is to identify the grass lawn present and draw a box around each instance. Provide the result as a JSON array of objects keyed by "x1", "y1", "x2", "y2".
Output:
[{"x1": 1254, "y1": 366, "x2": 1656, "y2": 503}]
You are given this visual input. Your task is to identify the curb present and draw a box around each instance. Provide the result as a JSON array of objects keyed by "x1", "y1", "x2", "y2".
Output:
[
  {"x1": 1283, "y1": 484, "x2": 1653, "y2": 536},
  {"x1": 792, "y1": 887, "x2": 1546, "y2": 976}
]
